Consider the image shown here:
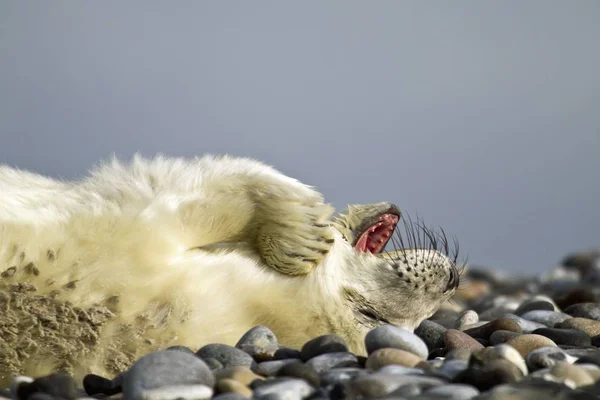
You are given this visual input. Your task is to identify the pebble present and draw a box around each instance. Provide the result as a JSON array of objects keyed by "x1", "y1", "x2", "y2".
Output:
[
  {"x1": 515, "y1": 300, "x2": 556, "y2": 315},
  {"x1": 196, "y1": 344, "x2": 256, "y2": 369},
  {"x1": 349, "y1": 373, "x2": 444, "y2": 398},
  {"x1": 556, "y1": 317, "x2": 600, "y2": 336},
  {"x1": 549, "y1": 362, "x2": 595, "y2": 388},
  {"x1": 488, "y1": 329, "x2": 522, "y2": 345},
  {"x1": 502, "y1": 314, "x2": 547, "y2": 333},
  {"x1": 365, "y1": 325, "x2": 429, "y2": 359},
  {"x1": 532, "y1": 327, "x2": 592, "y2": 346},
  {"x1": 252, "y1": 359, "x2": 301, "y2": 377},
  {"x1": 525, "y1": 346, "x2": 577, "y2": 371},
  {"x1": 486, "y1": 344, "x2": 528, "y2": 376},
  {"x1": 424, "y1": 383, "x2": 480, "y2": 399},
  {"x1": 276, "y1": 362, "x2": 321, "y2": 387},
  {"x1": 520, "y1": 310, "x2": 572, "y2": 327},
  {"x1": 320, "y1": 368, "x2": 366, "y2": 386},
  {"x1": 444, "y1": 329, "x2": 484, "y2": 351},
  {"x1": 365, "y1": 348, "x2": 424, "y2": 370},
  {"x1": 505, "y1": 334, "x2": 557, "y2": 358},
  {"x1": 123, "y1": 350, "x2": 215, "y2": 400},
  {"x1": 463, "y1": 317, "x2": 521, "y2": 339},
  {"x1": 235, "y1": 325, "x2": 278, "y2": 362},
  {"x1": 455, "y1": 310, "x2": 479, "y2": 329},
  {"x1": 455, "y1": 359, "x2": 523, "y2": 392},
  {"x1": 564, "y1": 302, "x2": 600, "y2": 321},
  {"x1": 14, "y1": 373, "x2": 80, "y2": 400},
  {"x1": 414, "y1": 319, "x2": 447, "y2": 350},
  {"x1": 305, "y1": 352, "x2": 359, "y2": 374},
  {"x1": 437, "y1": 359, "x2": 469, "y2": 379},
  {"x1": 214, "y1": 367, "x2": 263, "y2": 385},
  {"x1": 83, "y1": 374, "x2": 121, "y2": 396},
  {"x1": 299, "y1": 334, "x2": 348, "y2": 361},
  {"x1": 252, "y1": 378, "x2": 314, "y2": 399}
]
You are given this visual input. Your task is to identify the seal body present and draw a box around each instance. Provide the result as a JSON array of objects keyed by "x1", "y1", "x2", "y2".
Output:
[{"x1": 0, "y1": 155, "x2": 459, "y2": 384}]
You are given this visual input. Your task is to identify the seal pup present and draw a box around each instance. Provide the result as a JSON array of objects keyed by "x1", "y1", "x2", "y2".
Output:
[{"x1": 0, "y1": 154, "x2": 461, "y2": 383}]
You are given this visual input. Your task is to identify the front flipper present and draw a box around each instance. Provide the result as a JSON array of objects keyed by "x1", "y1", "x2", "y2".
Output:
[{"x1": 257, "y1": 202, "x2": 334, "y2": 276}]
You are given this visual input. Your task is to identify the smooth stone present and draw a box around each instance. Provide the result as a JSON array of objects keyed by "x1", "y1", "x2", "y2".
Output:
[
  {"x1": 557, "y1": 317, "x2": 600, "y2": 337},
  {"x1": 365, "y1": 348, "x2": 424, "y2": 370},
  {"x1": 444, "y1": 329, "x2": 484, "y2": 351},
  {"x1": 520, "y1": 310, "x2": 572, "y2": 327},
  {"x1": 9, "y1": 376, "x2": 34, "y2": 399},
  {"x1": 415, "y1": 319, "x2": 447, "y2": 350},
  {"x1": 532, "y1": 327, "x2": 592, "y2": 346},
  {"x1": 123, "y1": 350, "x2": 215, "y2": 400},
  {"x1": 300, "y1": 334, "x2": 348, "y2": 361},
  {"x1": 378, "y1": 365, "x2": 424, "y2": 375},
  {"x1": 15, "y1": 373, "x2": 79, "y2": 400},
  {"x1": 305, "y1": 352, "x2": 359, "y2": 374},
  {"x1": 197, "y1": 344, "x2": 256, "y2": 369},
  {"x1": 549, "y1": 362, "x2": 595, "y2": 388},
  {"x1": 515, "y1": 300, "x2": 556, "y2": 316},
  {"x1": 204, "y1": 358, "x2": 224, "y2": 370},
  {"x1": 252, "y1": 359, "x2": 301, "y2": 377},
  {"x1": 273, "y1": 347, "x2": 302, "y2": 360},
  {"x1": 463, "y1": 318, "x2": 521, "y2": 340},
  {"x1": 320, "y1": 368, "x2": 367, "y2": 386},
  {"x1": 563, "y1": 347, "x2": 600, "y2": 359},
  {"x1": 235, "y1": 326, "x2": 278, "y2": 362},
  {"x1": 276, "y1": 363, "x2": 320, "y2": 387},
  {"x1": 478, "y1": 379, "x2": 598, "y2": 399},
  {"x1": 503, "y1": 313, "x2": 547, "y2": 333},
  {"x1": 525, "y1": 346, "x2": 577, "y2": 371},
  {"x1": 365, "y1": 324, "x2": 429, "y2": 358},
  {"x1": 216, "y1": 379, "x2": 252, "y2": 398},
  {"x1": 454, "y1": 359, "x2": 523, "y2": 392},
  {"x1": 437, "y1": 359, "x2": 469, "y2": 379},
  {"x1": 506, "y1": 334, "x2": 557, "y2": 358},
  {"x1": 349, "y1": 373, "x2": 444, "y2": 398},
  {"x1": 491, "y1": 344, "x2": 529, "y2": 376},
  {"x1": 576, "y1": 354, "x2": 600, "y2": 368},
  {"x1": 83, "y1": 374, "x2": 121, "y2": 396},
  {"x1": 214, "y1": 367, "x2": 263, "y2": 386},
  {"x1": 425, "y1": 383, "x2": 480, "y2": 399},
  {"x1": 456, "y1": 310, "x2": 479, "y2": 330},
  {"x1": 252, "y1": 378, "x2": 314, "y2": 400},
  {"x1": 564, "y1": 303, "x2": 600, "y2": 321},
  {"x1": 489, "y1": 330, "x2": 522, "y2": 345}
]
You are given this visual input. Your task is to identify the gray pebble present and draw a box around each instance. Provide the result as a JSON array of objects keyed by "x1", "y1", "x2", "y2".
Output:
[
  {"x1": 320, "y1": 368, "x2": 366, "y2": 386},
  {"x1": 437, "y1": 359, "x2": 469, "y2": 379},
  {"x1": 378, "y1": 365, "x2": 424, "y2": 375},
  {"x1": 349, "y1": 373, "x2": 444, "y2": 398},
  {"x1": 425, "y1": 383, "x2": 480, "y2": 399},
  {"x1": 415, "y1": 319, "x2": 447, "y2": 350},
  {"x1": 305, "y1": 352, "x2": 359, "y2": 374},
  {"x1": 520, "y1": 310, "x2": 572, "y2": 327},
  {"x1": 455, "y1": 310, "x2": 479, "y2": 329},
  {"x1": 196, "y1": 344, "x2": 255, "y2": 369},
  {"x1": 123, "y1": 350, "x2": 215, "y2": 400},
  {"x1": 235, "y1": 325, "x2": 278, "y2": 361},
  {"x1": 365, "y1": 325, "x2": 429, "y2": 358},
  {"x1": 300, "y1": 334, "x2": 348, "y2": 361},
  {"x1": 515, "y1": 300, "x2": 555, "y2": 315},
  {"x1": 253, "y1": 359, "x2": 302, "y2": 377},
  {"x1": 564, "y1": 303, "x2": 600, "y2": 321},
  {"x1": 252, "y1": 378, "x2": 314, "y2": 400}
]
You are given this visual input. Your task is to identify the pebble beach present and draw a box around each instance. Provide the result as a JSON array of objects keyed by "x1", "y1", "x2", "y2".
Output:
[{"x1": 3, "y1": 249, "x2": 600, "y2": 400}]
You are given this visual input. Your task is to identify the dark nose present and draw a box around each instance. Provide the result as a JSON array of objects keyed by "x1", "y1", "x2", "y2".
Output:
[{"x1": 444, "y1": 264, "x2": 460, "y2": 293}]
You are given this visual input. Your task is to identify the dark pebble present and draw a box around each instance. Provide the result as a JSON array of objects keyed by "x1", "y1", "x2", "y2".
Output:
[
  {"x1": 415, "y1": 319, "x2": 447, "y2": 351},
  {"x1": 253, "y1": 359, "x2": 301, "y2": 376},
  {"x1": 533, "y1": 327, "x2": 592, "y2": 346},
  {"x1": 515, "y1": 300, "x2": 555, "y2": 315},
  {"x1": 444, "y1": 329, "x2": 484, "y2": 351},
  {"x1": 273, "y1": 346, "x2": 302, "y2": 360},
  {"x1": 454, "y1": 359, "x2": 523, "y2": 392},
  {"x1": 489, "y1": 330, "x2": 522, "y2": 345},
  {"x1": 564, "y1": 303, "x2": 600, "y2": 321},
  {"x1": 166, "y1": 345, "x2": 196, "y2": 355},
  {"x1": 463, "y1": 318, "x2": 521, "y2": 340},
  {"x1": 197, "y1": 343, "x2": 256, "y2": 369},
  {"x1": 300, "y1": 334, "x2": 348, "y2": 361},
  {"x1": 276, "y1": 362, "x2": 321, "y2": 387},
  {"x1": 83, "y1": 374, "x2": 121, "y2": 396},
  {"x1": 306, "y1": 352, "x2": 359, "y2": 374},
  {"x1": 16, "y1": 373, "x2": 80, "y2": 400}
]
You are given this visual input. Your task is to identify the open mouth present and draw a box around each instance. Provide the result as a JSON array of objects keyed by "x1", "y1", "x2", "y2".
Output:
[{"x1": 354, "y1": 211, "x2": 399, "y2": 254}]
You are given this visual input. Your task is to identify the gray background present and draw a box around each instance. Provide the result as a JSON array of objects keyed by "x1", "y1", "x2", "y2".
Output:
[{"x1": 1, "y1": 2, "x2": 599, "y2": 274}]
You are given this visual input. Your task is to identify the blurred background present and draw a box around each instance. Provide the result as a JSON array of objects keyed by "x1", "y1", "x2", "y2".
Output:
[{"x1": 0, "y1": 2, "x2": 598, "y2": 273}]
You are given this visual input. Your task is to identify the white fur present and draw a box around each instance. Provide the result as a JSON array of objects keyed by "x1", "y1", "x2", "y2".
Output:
[{"x1": 0, "y1": 154, "x2": 371, "y2": 378}]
